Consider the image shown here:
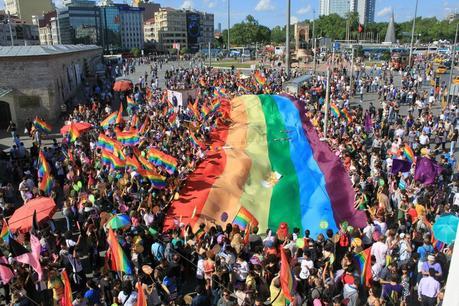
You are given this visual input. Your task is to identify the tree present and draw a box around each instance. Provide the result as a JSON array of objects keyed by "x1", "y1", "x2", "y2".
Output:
[
  {"x1": 130, "y1": 47, "x2": 141, "y2": 57},
  {"x1": 222, "y1": 15, "x2": 271, "y2": 47},
  {"x1": 271, "y1": 25, "x2": 285, "y2": 44}
]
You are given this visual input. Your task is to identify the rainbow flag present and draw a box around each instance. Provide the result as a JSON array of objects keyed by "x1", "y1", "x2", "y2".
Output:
[
  {"x1": 168, "y1": 112, "x2": 177, "y2": 124},
  {"x1": 61, "y1": 270, "x2": 73, "y2": 306},
  {"x1": 330, "y1": 103, "x2": 341, "y2": 118},
  {"x1": 101, "y1": 112, "x2": 117, "y2": 129},
  {"x1": 97, "y1": 134, "x2": 116, "y2": 152},
  {"x1": 69, "y1": 123, "x2": 80, "y2": 142},
  {"x1": 147, "y1": 147, "x2": 178, "y2": 174},
  {"x1": 190, "y1": 133, "x2": 205, "y2": 149},
  {"x1": 136, "y1": 282, "x2": 147, "y2": 306},
  {"x1": 131, "y1": 114, "x2": 139, "y2": 129},
  {"x1": 188, "y1": 101, "x2": 200, "y2": 119},
  {"x1": 199, "y1": 78, "x2": 207, "y2": 87},
  {"x1": 139, "y1": 116, "x2": 150, "y2": 134},
  {"x1": 0, "y1": 220, "x2": 11, "y2": 244},
  {"x1": 101, "y1": 149, "x2": 125, "y2": 170},
  {"x1": 164, "y1": 95, "x2": 366, "y2": 237},
  {"x1": 107, "y1": 229, "x2": 132, "y2": 274},
  {"x1": 354, "y1": 247, "x2": 372, "y2": 287},
  {"x1": 233, "y1": 207, "x2": 258, "y2": 230},
  {"x1": 201, "y1": 103, "x2": 210, "y2": 118},
  {"x1": 33, "y1": 117, "x2": 52, "y2": 134},
  {"x1": 138, "y1": 168, "x2": 166, "y2": 189},
  {"x1": 126, "y1": 96, "x2": 136, "y2": 109},
  {"x1": 403, "y1": 144, "x2": 415, "y2": 163},
  {"x1": 254, "y1": 70, "x2": 266, "y2": 85},
  {"x1": 38, "y1": 150, "x2": 51, "y2": 178},
  {"x1": 209, "y1": 100, "x2": 221, "y2": 114},
  {"x1": 238, "y1": 82, "x2": 251, "y2": 93},
  {"x1": 39, "y1": 172, "x2": 53, "y2": 195},
  {"x1": 134, "y1": 149, "x2": 156, "y2": 172},
  {"x1": 116, "y1": 103, "x2": 123, "y2": 125},
  {"x1": 213, "y1": 87, "x2": 227, "y2": 98},
  {"x1": 340, "y1": 108, "x2": 352, "y2": 123},
  {"x1": 280, "y1": 247, "x2": 294, "y2": 302},
  {"x1": 125, "y1": 155, "x2": 141, "y2": 170},
  {"x1": 117, "y1": 130, "x2": 140, "y2": 146}
]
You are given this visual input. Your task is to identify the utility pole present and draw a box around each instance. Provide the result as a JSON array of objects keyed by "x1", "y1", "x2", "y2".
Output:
[
  {"x1": 285, "y1": 0, "x2": 291, "y2": 76},
  {"x1": 323, "y1": 66, "x2": 331, "y2": 137},
  {"x1": 313, "y1": 10, "x2": 317, "y2": 75},
  {"x1": 227, "y1": 0, "x2": 230, "y2": 51},
  {"x1": 447, "y1": 22, "x2": 458, "y2": 104},
  {"x1": 208, "y1": 41, "x2": 212, "y2": 67},
  {"x1": 349, "y1": 45, "x2": 354, "y2": 95},
  {"x1": 408, "y1": 0, "x2": 419, "y2": 69},
  {"x1": 7, "y1": 13, "x2": 14, "y2": 46}
]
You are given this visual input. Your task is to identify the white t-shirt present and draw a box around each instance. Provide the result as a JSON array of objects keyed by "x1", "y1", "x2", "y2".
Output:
[
  {"x1": 118, "y1": 291, "x2": 138, "y2": 306},
  {"x1": 371, "y1": 241, "x2": 388, "y2": 267}
]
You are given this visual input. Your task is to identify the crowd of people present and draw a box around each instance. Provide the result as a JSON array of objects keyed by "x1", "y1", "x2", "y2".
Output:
[{"x1": 0, "y1": 52, "x2": 457, "y2": 306}]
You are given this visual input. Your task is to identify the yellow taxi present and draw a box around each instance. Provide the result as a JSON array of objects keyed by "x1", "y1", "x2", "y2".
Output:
[
  {"x1": 436, "y1": 66, "x2": 448, "y2": 74},
  {"x1": 453, "y1": 76, "x2": 459, "y2": 85},
  {"x1": 433, "y1": 58, "x2": 444, "y2": 64}
]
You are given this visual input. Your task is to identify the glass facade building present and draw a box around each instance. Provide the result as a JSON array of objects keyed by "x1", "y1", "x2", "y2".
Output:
[
  {"x1": 57, "y1": 6, "x2": 101, "y2": 45},
  {"x1": 100, "y1": 6, "x2": 122, "y2": 51}
]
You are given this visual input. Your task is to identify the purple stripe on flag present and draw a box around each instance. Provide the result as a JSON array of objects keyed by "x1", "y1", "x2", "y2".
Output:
[
  {"x1": 414, "y1": 157, "x2": 443, "y2": 185},
  {"x1": 391, "y1": 159, "x2": 412, "y2": 174},
  {"x1": 289, "y1": 96, "x2": 367, "y2": 229}
]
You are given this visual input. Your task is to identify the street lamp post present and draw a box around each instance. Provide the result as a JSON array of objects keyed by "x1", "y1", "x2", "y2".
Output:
[
  {"x1": 285, "y1": 0, "x2": 291, "y2": 76},
  {"x1": 408, "y1": 0, "x2": 419, "y2": 69},
  {"x1": 312, "y1": 10, "x2": 317, "y2": 75},
  {"x1": 447, "y1": 22, "x2": 458, "y2": 104},
  {"x1": 227, "y1": 0, "x2": 230, "y2": 51}
]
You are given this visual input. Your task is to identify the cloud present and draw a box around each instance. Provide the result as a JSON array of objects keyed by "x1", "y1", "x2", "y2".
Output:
[
  {"x1": 255, "y1": 0, "x2": 274, "y2": 11},
  {"x1": 180, "y1": 0, "x2": 193, "y2": 9},
  {"x1": 290, "y1": 16, "x2": 299, "y2": 25},
  {"x1": 53, "y1": 0, "x2": 64, "y2": 8},
  {"x1": 203, "y1": 0, "x2": 216, "y2": 8},
  {"x1": 376, "y1": 6, "x2": 392, "y2": 17},
  {"x1": 298, "y1": 4, "x2": 312, "y2": 15}
]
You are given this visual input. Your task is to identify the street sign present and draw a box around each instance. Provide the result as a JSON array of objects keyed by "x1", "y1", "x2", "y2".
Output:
[{"x1": 333, "y1": 42, "x2": 340, "y2": 50}]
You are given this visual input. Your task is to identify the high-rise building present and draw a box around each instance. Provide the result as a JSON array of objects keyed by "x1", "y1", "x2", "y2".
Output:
[
  {"x1": 356, "y1": 0, "x2": 375, "y2": 24},
  {"x1": 100, "y1": 4, "x2": 144, "y2": 51},
  {"x1": 319, "y1": 0, "x2": 351, "y2": 18},
  {"x1": 54, "y1": 4, "x2": 101, "y2": 45},
  {"x1": 3, "y1": 0, "x2": 54, "y2": 24},
  {"x1": 151, "y1": 7, "x2": 213, "y2": 52},
  {"x1": 319, "y1": 0, "x2": 375, "y2": 24},
  {"x1": 0, "y1": 10, "x2": 40, "y2": 46},
  {"x1": 137, "y1": 1, "x2": 160, "y2": 20}
]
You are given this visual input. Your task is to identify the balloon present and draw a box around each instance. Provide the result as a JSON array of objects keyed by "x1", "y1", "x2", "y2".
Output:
[
  {"x1": 73, "y1": 184, "x2": 79, "y2": 192},
  {"x1": 296, "y1": 238, "x2": 305, "y2": 249},
  {"x1": 220, "y1": 212, "x2": 228, "y2": 222},
  {"x1": 89, "y1": 194, "x2": 95, "y2": 203},
  {"x1": 77, "y1": 181, "x2": 82, "y2": 188},
  {"x1": 379, "y1": 179, "x2": 385, "y2": 186}
]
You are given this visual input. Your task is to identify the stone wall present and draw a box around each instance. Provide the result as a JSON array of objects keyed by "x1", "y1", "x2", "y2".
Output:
[{"x1": 0, "y1": 48, "x2": 102, "y2": 128}]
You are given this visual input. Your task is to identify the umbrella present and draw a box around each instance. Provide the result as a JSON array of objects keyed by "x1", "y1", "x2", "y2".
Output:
[
  {"x1": 106, "y1": 214, "x2": 131, "y2": 229},
  {"x1": 113, "y1": 80, "x2": 133, "y2": 92},
  {"x1": 60, "y1": 122, "x2": 92, "y2": 135},
  {"x1": 433, "y1": 214, "x2": 459, "y2": 245},
  {"x1": 9, "y1": 197, "x2": 57, "y2": 233}
]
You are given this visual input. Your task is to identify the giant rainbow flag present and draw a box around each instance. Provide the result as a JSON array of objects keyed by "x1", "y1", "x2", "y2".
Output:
[{"x1": 165, "y1": 95, "x2": 366, "y2": 238}]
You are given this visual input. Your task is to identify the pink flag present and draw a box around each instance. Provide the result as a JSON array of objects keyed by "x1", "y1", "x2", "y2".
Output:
[
  {"x1": 30, "y1": 234, "x2": 41, "y2": 265},
  {"x1": 15, "y1": 253, "x2": 43, "y2": 281},
  {"x1": 0, "y1": 257, "x2": 13, "y2": 284}
]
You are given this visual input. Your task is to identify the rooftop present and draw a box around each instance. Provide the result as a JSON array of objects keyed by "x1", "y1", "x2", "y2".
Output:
[{"x1": 0, "y1": 45, "x2": 101, "y2": 58}]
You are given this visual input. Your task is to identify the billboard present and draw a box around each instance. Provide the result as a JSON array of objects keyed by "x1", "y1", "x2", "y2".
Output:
[{"x1": 186, "y1": 12, "x2": 200, "y2": 53}]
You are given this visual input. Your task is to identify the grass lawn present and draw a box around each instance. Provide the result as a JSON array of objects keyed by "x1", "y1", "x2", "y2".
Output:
[{"x1": 210, "y1": 61, "x2": 253, "y2": 69}]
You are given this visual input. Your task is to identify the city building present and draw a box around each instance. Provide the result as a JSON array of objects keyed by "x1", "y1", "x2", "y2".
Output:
[
  {"x1": 356, "y1": 0, "x2": 375, "y2": 24},
  {"x1": 152, "y1": 8, "x2": 187, "y2": 50},
  {"x1": 0, "y1": 45, "x2": 102, "y2": 129},
  {"x1": 55, "y1": 4, "x2": 101, "y2": 45},
  {"x1": 0, "y1": 10, "x2": 40, "y2": 46},
  {"x1": 319, "y1": 0, "x2": 375, "y2": 24},
  {"x1": 446, "y1": 12, "x2": 459, "y2": 23},
  {"x1": 137, "y1": 1, "x2": 160, "y2": 20},
  {"x1": 3, "y1": 0, "x2": 54, "y2": 24},
  {"x1": 100, "y1": 4, "x2": 144, "y2": 52},
  {"x1": 144, "y1": 17, "x2": 155, "y2": 42},
  {"x1": 33, "y1": 10, "x2": 56, "y2": 45},
  {"x1": 151, "y1": 7, "x2": 214, "y2": 53}
]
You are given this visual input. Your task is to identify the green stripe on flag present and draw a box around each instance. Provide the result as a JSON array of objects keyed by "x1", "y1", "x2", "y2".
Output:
[{"x1": 259, "y1": 95, "x2": 302, "y2": 231}]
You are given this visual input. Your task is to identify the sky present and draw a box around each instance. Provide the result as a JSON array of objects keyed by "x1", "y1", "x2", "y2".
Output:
[{"x1": 1, "y1": 0, "x2": 458, "y2": 28}]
